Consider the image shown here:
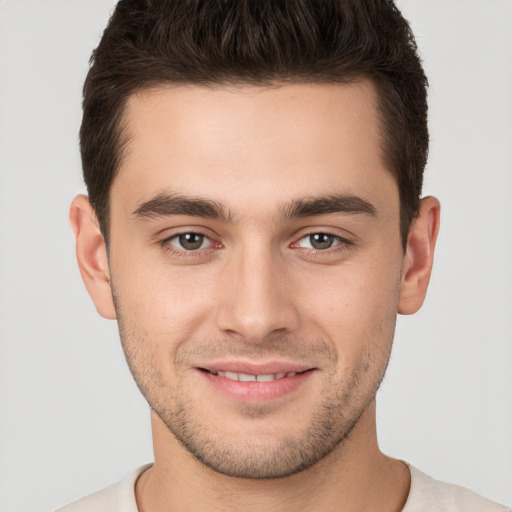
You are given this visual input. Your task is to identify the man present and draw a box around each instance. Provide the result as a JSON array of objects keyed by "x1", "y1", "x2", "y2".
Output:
[{"x1": 59, "y1": 0, "x2": 509, "y2": 510}]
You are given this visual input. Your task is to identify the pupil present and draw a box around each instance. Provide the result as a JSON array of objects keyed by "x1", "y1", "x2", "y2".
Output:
[
  {"x1": 179, "y1": 233, "x2": 204, "y2": 250},
  {"x1": 310, "y1": 233, "x2": 333, "y2": 250}
]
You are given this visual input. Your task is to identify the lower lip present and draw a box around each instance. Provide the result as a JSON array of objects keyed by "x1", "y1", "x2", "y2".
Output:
[{"x1": 199, "y1": 370, "x2": 314, "y2": 402}]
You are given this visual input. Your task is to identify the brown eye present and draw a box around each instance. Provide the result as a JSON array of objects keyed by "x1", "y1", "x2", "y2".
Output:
[
  {"x1": 169, "y1": 233, "x2": 211, "y2": 251},
  {"x1": 308, "y1": 233, "x2": 335, "y2": 250},
  {"x1": 292, "y1": 231, "x2": 352, "y2": 256}
]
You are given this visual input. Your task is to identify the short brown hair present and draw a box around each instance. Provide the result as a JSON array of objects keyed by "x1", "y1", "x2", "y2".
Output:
[{"x1": 81, "y1": 0, "x2": 428, "y2": 247}]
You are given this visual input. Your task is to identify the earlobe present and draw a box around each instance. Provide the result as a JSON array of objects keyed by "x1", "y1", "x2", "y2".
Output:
[
  {"x1": 69, "y1": 195, "x2": 116, "y2": 320},
  {"x1": 398, "y1": 196, "x2": 441, "y2": 315}
]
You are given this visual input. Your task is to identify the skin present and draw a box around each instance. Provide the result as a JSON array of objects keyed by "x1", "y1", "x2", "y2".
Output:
[{"x1": 71, "y1": 81, "x2": 440, "y2": 511}]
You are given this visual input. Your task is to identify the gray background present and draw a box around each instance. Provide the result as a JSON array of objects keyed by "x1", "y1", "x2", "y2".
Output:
[{"x1": 0, "y1": 1, "x2": 511, "y2": 510}]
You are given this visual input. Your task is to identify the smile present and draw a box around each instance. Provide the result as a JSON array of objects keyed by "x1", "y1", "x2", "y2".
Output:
[
  {"x1": 198, "y1": 366, "x2": 313, "y2": 402},
  {"x1": 207, "y1": 370, "x2": 298, "y2": 382}
]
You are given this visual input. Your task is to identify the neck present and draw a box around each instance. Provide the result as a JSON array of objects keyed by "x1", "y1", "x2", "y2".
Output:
[{"x1": 136, "y1": 402, "x2": 410, "y2": 512}]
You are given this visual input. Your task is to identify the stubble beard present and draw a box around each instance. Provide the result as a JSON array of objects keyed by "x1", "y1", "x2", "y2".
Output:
[
  {"x1": 113, "y1": 292, "x2": 394, "y2": 480},
  {"x1": 151, "y1": 368, "x2": 377, "y2": 479}
]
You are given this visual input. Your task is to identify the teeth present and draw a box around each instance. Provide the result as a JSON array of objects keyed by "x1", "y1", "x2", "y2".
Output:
[
  {"x1": 256, "y1": 374, "x2": 274, "y2": 382},
  {"x1": 214, "y1": 371, "x2": 297, "y2": 382},
  {"x1": 239, "y1": 373, "x2": 257, "y2": 382}
]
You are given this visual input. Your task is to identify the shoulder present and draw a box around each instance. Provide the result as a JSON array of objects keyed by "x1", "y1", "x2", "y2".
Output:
[
  {"x1": 403, "y1": 464, "x2": 510, "y2": 512},
  {"x1": 56, "y1": 464, "x2": 151, "y2": 512}
]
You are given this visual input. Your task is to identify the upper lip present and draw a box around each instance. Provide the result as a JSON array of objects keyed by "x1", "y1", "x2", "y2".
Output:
[{"x1": 197, "y1": 360, "x2": 314, "y2": 375}]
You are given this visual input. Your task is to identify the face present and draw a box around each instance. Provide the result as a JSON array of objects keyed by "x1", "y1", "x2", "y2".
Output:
[{"x1": 104, "y1": 82, "x2": 407, "y2": 478}]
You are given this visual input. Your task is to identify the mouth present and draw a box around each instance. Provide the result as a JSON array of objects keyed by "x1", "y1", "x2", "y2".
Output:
[
  {"x1": 196, "y1": 364, "x2": 315, "y2": 402},
  {"x1": 201, "y1": 369, "x2": 301, "y2": 382}
]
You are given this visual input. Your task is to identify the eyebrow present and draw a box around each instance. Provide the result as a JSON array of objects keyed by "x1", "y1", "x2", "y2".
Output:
[
  {"x1": 281, "y1": 194, "x2": 377, "y2": 219},
  {"x1": 132, "y1": 193, "x2": 231, "y2": 221},
  {"x1": 132, "y1": 192, "x2": 377, "y2": 222}
]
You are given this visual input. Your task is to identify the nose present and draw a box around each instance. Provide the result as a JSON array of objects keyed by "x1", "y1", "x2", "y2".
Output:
[{"x1": 215, "y1": 246, "x2": 299, "y2": 343}]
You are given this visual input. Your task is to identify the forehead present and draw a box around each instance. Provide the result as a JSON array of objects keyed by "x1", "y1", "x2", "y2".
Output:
[{"x1": 113, "y1": 81, "x2": 396, "y2": 219}]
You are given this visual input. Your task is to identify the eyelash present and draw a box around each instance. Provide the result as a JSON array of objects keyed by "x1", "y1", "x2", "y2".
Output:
[
  {"x1": 160, "y1": 230, "x2": 220, "y2": 257},
  {"x1": 159, "y1": 230, "x2": 353, "y2": 257},
  {"x1": 293, "y1": 232, "x2": 353, "y2": 254}
]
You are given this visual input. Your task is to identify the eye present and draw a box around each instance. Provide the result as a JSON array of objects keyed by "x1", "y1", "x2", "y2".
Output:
[
  {"x1": 167, "y1": 232, "x2": 212, "y2": 251},
  {"x1": 296, "y1": 233, "x2": 342, "y2": 250}
]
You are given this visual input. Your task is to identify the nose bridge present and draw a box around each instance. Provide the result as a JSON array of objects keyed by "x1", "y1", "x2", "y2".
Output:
[{"x1": 216, "y1": 239, "x2": 297, "y2": 341}]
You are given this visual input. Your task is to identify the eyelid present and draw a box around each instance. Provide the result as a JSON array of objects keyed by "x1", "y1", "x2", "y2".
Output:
[
  {"x1": 291, "y1": 228, "x2": 353, "y2": 245},
  {"x1": 295, "y1": 233, "x2": 342, "y2": 249},
  {"x1": 167, "y1": 232, "x2": 212, "y2": 250},
  {"x1": 158, "y1": 227, "x2": 222, "y2": 256},
  {"x1": 156, "y1": 226, "x2": 354, "y2": 258}
]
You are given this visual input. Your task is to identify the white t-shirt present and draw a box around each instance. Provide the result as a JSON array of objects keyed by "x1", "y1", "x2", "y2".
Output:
[{"x1": 57, "y1": 463, "x2": 510, "y2": 512}]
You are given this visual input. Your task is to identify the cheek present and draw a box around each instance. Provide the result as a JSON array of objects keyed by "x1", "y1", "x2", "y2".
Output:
[
  {"x1": 295, "y1": 257, "x2": 402, "y2": 352},
  {"x1": 111, "y1": 255, "x2": 217, "y2": 341}
]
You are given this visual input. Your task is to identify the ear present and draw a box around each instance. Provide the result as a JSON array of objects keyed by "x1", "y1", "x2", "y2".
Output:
[
  {"x1": 398, "y1": 196, "x2": 441, "y2": 315},
  {"x1": 69, "y1": 195, "x2": 116, "y2": 320}
]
